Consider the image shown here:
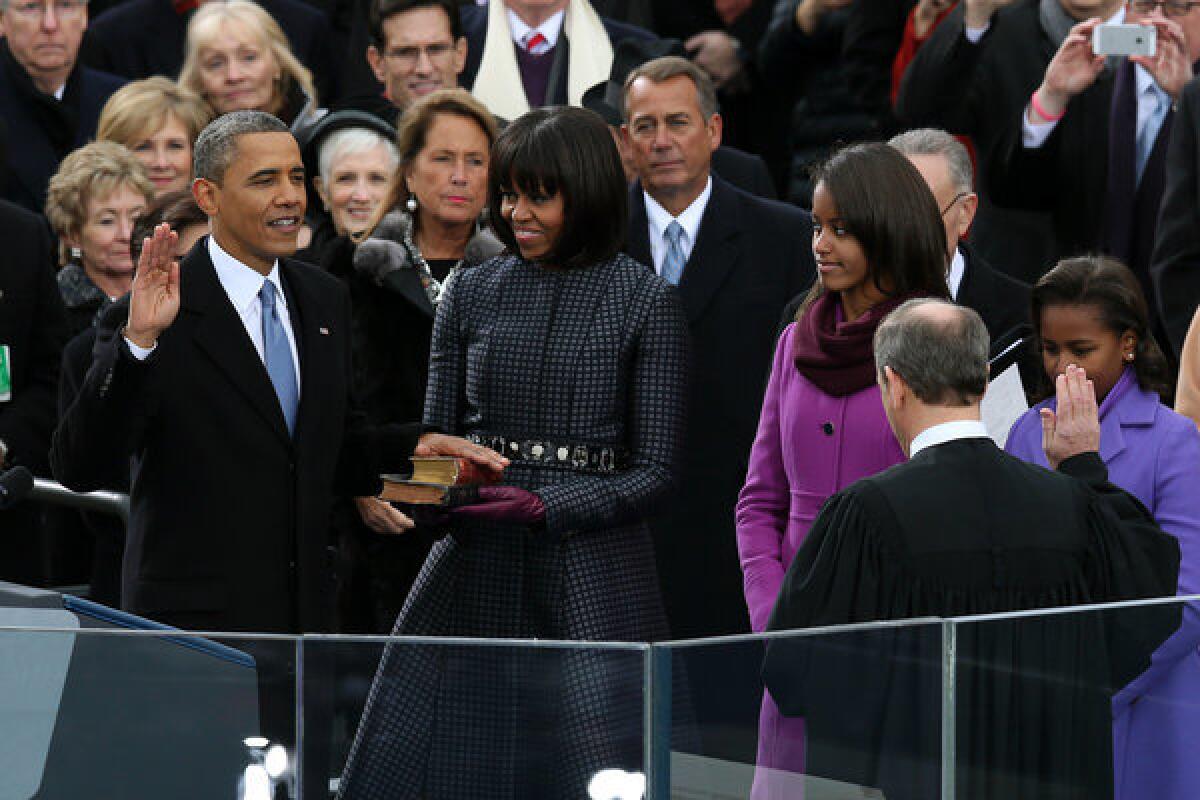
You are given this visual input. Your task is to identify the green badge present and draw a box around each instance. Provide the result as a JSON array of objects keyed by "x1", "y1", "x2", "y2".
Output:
[{"x1": 0, "y1": 345, "x2": 10, "y2": 402}]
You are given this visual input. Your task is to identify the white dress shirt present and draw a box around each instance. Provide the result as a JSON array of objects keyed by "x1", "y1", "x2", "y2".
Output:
[
  {"x1": 948, "y1": 247, "x2": 966, "y2": 301},
  {"x1": 507, "y1": 8, "x2": 565, "y2": 52},
  {"x1": 909, "y1": 419, "x2": 991, "y2": 458},
  {"x1": 126, "y1": 237, "x2": 302, "y2": 393},
  {"x1": 644, "y1": 176, "x2": 713, "y2": 277}
]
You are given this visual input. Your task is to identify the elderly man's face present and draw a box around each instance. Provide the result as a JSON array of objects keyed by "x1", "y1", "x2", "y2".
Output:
[
  {"x1": 367, "y1": 7, "x2": 465, "y2": 111},
  {"x1": 623, "y1": 75, "x2": 721, "y2": 211},
  {"x1": 198, "y1": 131, "x2": 306, "y2": 274},
  {"x1": 0, "y1": 0, "x2": 87, "y2": 87}
]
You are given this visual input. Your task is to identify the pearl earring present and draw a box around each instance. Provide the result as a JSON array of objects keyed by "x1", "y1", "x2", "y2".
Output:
[
  {"x1": 1125, "y1": 352, "x2": 1135, "y2": 362},
  {"x1": 70, "y1": 247, "x2": 82, "y2": 263},
  {"x1": 406, "y1": 195, "x2": 418, "y2": 213}
]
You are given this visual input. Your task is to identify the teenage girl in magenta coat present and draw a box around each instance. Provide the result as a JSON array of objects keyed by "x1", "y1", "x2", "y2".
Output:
[{"x1": 736, "y1": 143, "x2": 952, "y2": 799}]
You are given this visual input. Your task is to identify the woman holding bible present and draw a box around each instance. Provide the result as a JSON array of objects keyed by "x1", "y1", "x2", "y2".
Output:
[{"x1": 337, "y1": 106, "x2": 690, "y2": 800}]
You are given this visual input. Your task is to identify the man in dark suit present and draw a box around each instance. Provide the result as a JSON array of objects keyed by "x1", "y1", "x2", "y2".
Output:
[
  {"x1": 583, "y1": 36, "x2": 778, "y2": 197},
  {"x1": 622, "y1": 54, "x2": 813, "y2": 640},
  {"x1": 888, "y1": 127, "x2": 1038, "y2": 386},
  {"x1": 334, "y1": 0, "x2": 467, "y2": 122},
  {"x1": 459, "y1": 0, "x2": 654, "y2": 120},
  {"x1": 621, "y1": 55, "x2": 813, "y2": 757},
  {"x1": 984, "y1": 5, "x2": 1200, "y2": 326},
  {"x1": 895, "y1": 0, "x2": 1128, "y2": 284},
  {"x1": 0, "y1": 0, "x2": 124, "y2": 213},
  {"x1": 1151, "y1": 73, "x2": 1200, "y2": 355},
  {"x1": 51, "y1": 111, "x2": 505, "y2": 634},
  {"x1": 764, "y1": 299, "x2": 1180, "y2": 799},
  {"x1": 0, "y1": 199, "x2": 69, "y2": 585},
  {"x1": 82, "y1": 0, "x2": 336, "y2": 101}
]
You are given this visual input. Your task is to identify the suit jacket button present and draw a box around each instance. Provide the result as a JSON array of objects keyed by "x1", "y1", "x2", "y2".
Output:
[{"x1": 822, "y1": 422, "x2": 835, "y2": 436}]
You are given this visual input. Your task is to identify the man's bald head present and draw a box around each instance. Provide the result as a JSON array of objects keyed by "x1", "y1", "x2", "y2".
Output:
[{"x1": 875, "y1": 298, "x2": 990, "y2": 406}]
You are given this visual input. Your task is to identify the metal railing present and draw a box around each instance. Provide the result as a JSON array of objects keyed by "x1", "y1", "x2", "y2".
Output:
[{"x1": 29, "y1": 477, "x2": 129, "y2": 524}]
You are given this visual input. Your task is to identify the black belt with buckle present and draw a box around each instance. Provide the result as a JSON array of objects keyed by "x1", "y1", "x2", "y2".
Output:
[{"x1": 467, "y1": 433, "x2": 628, "y2": 474}]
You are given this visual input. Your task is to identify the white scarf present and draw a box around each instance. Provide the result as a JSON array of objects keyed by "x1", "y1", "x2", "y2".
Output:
[{"x1": 471, "y1": 0, "x2": 613, "y2": 120}]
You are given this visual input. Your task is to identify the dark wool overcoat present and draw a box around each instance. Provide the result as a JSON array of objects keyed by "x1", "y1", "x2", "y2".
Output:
[{"x1": 337, "y1": 252, "x2": 690, "y2": 799}]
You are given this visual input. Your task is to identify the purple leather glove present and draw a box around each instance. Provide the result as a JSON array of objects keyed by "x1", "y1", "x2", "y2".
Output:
[{"x1": 449, "y1": 486, "x2": 546, "y2": 525}]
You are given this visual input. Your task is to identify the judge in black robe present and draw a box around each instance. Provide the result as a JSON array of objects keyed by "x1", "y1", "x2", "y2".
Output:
[{"x1": 763, "y1": 301, "x2": 1181, "y2": 800}]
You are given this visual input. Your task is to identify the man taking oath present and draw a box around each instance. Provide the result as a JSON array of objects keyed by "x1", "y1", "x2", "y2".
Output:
[{"x1": 51, "y1": 111, "x2": 505, "y2": 635}]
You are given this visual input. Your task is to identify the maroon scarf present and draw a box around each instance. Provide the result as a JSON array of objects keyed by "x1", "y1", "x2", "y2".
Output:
[{"x1": 792, "y1": 291, "x2": 922, "y2": 396}]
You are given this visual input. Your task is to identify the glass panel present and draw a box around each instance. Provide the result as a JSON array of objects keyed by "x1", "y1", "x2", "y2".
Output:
[
  {"x1": 0, "y1": 620, "x2": 295, "y2": 799},
  {"x1": 949, "y1": 595, "x2": 1200, "y2": 800},
  {"x1": 655, "y1": 619, "x2": 946, "y2": 800},
  {"x1": 303, "y1": 636, "x2": 648, "y2": 800}
]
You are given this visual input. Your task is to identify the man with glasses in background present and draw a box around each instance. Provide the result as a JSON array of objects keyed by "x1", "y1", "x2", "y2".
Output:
[
  {"x1": 337, "y1": 0, "x2": 467, "y2": 121},
  {"x1": 0, "y1": 0, "x2": 123, "y2": 213}
]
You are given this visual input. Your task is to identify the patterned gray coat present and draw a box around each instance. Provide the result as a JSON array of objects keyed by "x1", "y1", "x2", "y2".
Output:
[{"x1": 338, "y1": 252, "x2": 690, "y2": 799}]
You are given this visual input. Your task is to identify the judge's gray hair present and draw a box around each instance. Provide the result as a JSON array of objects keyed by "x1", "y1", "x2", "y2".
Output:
[
  {"x1": 194, "y1": 111, "x2": 290, "y2": 185},
  {"x1": 888, "y1": 128, "x2": 974, "y2": 195},
  {"x1": 875, "y1": 298, "x2": 989, "y2": 406}
]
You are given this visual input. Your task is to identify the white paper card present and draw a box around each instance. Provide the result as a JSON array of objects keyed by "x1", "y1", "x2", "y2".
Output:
[{"x1": 981, "y1": 364, "x2": 1029, "y2": 447}]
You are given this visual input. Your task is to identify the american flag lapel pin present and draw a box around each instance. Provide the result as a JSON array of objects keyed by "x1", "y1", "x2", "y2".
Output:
[{"x1": 319, "y1": 326, "x2": 331, "y2": 336}]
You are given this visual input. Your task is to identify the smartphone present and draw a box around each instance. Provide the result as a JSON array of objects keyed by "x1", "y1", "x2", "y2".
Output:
[{"x1": 1092, "y1": 23, "x2": 1156, "y2": 57}]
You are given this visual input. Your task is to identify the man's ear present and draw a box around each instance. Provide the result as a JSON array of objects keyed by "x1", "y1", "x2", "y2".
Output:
[
  {"x1": 192, "y1": 177, "x2": 218, "y2": 217},
  {"x1": 366, "y1": 45, "x2": 387, "y2": 85},
  {"x1": 452, "y1": 37, "x2": 467, "y2": 76},
  {"x1": 707, "y1": 111, "x2": 723, "y2": 152},
  {"x1": 883, "y1": 365, "x2": 907, "y2": 409},
  {"x1": 958, "y1": 191, "x2": 979, "y2": 239}
]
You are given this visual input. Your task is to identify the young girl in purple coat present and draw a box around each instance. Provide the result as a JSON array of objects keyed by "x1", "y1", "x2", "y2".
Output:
[
  {"x1": 735, "y1": 142, "x2": 950, "y2": 799},
  {"x1": 1005, "y1": 256, "x2": 1200, "y2": 800}
]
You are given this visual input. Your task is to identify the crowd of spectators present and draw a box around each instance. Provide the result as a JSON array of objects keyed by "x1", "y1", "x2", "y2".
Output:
[{"x1": 3, "y1": 0, "x2": 1200, "y2": 795}]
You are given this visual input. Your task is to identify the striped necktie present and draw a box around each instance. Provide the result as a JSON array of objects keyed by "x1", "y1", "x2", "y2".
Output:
[{"x1": 661, "y1": 221, "x2": 686, "y2": 285}]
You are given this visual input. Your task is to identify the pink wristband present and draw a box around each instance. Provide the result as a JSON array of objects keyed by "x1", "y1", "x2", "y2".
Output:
[{"x1": 1030, "y1": 90, "x2": 1065, "y2": 123}]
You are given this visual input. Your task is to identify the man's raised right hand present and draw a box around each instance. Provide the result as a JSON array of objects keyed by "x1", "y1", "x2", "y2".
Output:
[{"x1": 125, "y1": 222, "x2": 181, "y2": 349}]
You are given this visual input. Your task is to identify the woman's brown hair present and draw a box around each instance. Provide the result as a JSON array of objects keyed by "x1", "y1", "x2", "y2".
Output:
[
  {"x1": 357, "y1": 88, "x2": 498, "y2": 243},
  {"x1": 796, "y1": 141, "x2": 950, "y2": 319}
]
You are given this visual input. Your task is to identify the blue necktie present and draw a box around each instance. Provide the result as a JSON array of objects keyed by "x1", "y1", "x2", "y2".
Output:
[
  {"x1": 259, "y1": 280, "x2": 299, "y2": 434},
  {"x1": 661, "y1": 221, "x2": 686, "y2": 286},
  {"x1": 1136, "y1": 86, "x2": 1167, "y2": 185}
]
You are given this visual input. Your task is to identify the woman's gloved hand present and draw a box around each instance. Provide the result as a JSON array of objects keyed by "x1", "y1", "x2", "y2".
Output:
[{"x1": 450, "y1": 486, "x2": 546, "y2": 525}]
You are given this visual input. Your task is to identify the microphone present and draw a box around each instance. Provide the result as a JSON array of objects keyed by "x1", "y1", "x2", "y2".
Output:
[{"x1": 0, "y1": 466, "x2": 33, "y2": 510}]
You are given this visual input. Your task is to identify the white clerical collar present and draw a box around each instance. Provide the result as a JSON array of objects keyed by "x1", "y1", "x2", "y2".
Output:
[
  {"x1": 909, "y1": 419, "x2": 990, "y2": 458},
  {"x1": 507, "y1": 7, "x2": 565, "y2": 49},
  {"x1": 207, "y1": 236, "x2": 285, "y2": 317},
  {"x1": 947, "y1": 246, "x2": 965, "y2": 300},
  {"x1": 644, "y1": 176, "x2": 712, "y2": 248}
]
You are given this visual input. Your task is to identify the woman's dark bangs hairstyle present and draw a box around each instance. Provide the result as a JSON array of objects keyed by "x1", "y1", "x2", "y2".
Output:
[
  {"x1": 488, "y1": 107, "x2": 627, "y2": 268},
  {"x1": 1031, "y1": 255, "x2": 1173, "y2": 403},
  {"x1": 797, "y1": 141, "x2": 949, "y2": 318}
]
